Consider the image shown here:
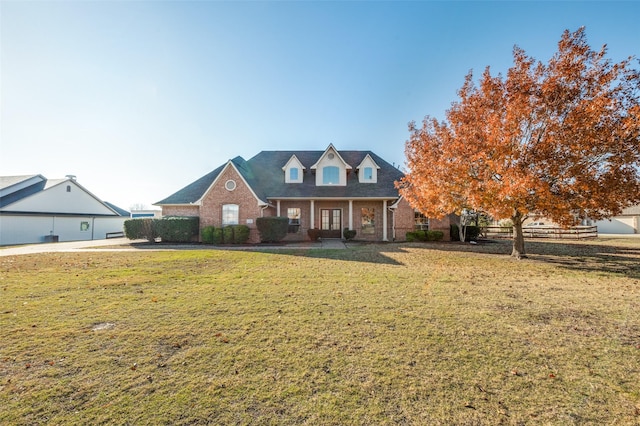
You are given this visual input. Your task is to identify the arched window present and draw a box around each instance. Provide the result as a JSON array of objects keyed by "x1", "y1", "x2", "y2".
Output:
[
  {"x1": 322, "y1": 166, "x2": 339, "y2": 185},
  {"x1": 66, "y1": 185, "x2": 71, "y2": 192}
]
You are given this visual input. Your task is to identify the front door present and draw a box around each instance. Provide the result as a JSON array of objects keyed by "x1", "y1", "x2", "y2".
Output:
[{"x1": 320, "y1": 209, "x2": 342, "y2": 238}]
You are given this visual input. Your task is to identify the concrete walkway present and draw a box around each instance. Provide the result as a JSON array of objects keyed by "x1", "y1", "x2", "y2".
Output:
[{"x1": 0, "y1": 237, "x2": 347, "y2": 257}]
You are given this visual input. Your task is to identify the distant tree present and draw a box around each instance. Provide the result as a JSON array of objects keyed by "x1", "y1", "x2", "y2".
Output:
[{"x1": 398, "y1": 28, "x2": 640, "y2": 259}]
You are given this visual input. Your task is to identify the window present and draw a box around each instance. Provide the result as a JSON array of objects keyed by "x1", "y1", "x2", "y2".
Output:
[
  {"x1": 415, "y1": 211, "x2": 429, "y2": 230},
  {"x1": 322, "y1": 166, "x2": 339, "y2": 185},
  {"x1": 287, "y1": 208, "x2": 301, "y2": 225},
  {"x1": 290, "y1": 168, "x2": 299, "y2": 181},
  {"x1": 287, "y1": 207, "x2": 301, "y2": 233},
  {"x1": 225, "y1": 180, "x2": 236, "y2": 191},
  {"x1": 363, "y1": 167, "x2": 373, "y2": 180},
  {"x1": 222, "y1": 204, "x2": 239, "y2": 225},
  {"x1": 66, "y1": 185, "x2": 71, "y2": 192},
  {"x1": 361, "y1": 208, "x2": 375, "y2": 234},
  {"x1": 80, "y1": 221, "x2": 90, "y2": 231}
]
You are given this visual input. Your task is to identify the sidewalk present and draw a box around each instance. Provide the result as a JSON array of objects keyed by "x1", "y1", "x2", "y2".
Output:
[{"x1": 0, "y1": 237, "x2": 347, "y2": 257}]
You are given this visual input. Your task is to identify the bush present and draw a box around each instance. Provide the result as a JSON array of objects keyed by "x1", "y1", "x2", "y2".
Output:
[
  {"x1": 406, "y1": 230, "x2": 443, "y2": 242},
  {"x1": 201, "y1": 226, "x2": 215, "y2": 244},
  {"x1": 406, "y1": 231, "x2": 423, "y2": 242},
  {"x1": 426, "y1": 230, "x2": 444, "y2": 241},
  {"x1": 155, "y1": 216, "x2": 199, "y2": 243},
  {"x1": 465, "y1": 226, "x2": 480, "y2": 242},
  {"x1": 232, "y1": 225, "x2": 250, "y2": 244},
  {"x1": 124, "y1": 218, "x2": 156, "y2": 242},
  {"x1": 212, "y1": 228, "x2": 224, "y2": 244},
  {"x1": 256, "y1": 217, "x2": 289, "y2": 243},
  {"x1": 307, "y1": 229, "x2": 321, "y2": 241},
  {"x1": 343, "y1": 228, "x2": 357, "y2": 240},
  {"x1": 450, "y1": 224, "x2": 480, "y2": 242}
]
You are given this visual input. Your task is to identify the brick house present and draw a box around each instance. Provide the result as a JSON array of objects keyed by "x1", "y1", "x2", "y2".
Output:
[{"x1": 155, "y1": 144, "x2": 450, "y2": 243}]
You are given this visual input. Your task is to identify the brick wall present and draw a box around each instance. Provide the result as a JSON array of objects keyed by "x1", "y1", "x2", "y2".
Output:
[
  {"x1": 393, "y1": 198, "x2": 415, "y2": 241},
  {"x1": 392, "y1": 198, "x2": 452, "y2": 241},
  {"x1": 199, "y1": 165, "x2": 266, "y2": 243},
  {"x1": 161, "y1": 205, "x2": 200, "y2": 217}
]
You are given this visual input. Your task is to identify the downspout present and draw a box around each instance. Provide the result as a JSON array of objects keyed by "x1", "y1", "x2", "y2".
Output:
[{"x1": 389, "y1": 205, "x2": 396, "y2": 241}]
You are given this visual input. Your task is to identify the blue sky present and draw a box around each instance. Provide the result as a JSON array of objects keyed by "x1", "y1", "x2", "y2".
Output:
[{"x1": 1, "y1": 1, "x2": 638, "y2": 211}]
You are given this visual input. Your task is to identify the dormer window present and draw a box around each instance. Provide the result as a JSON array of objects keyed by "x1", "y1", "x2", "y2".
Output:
[
  {"x1": 357, "y1": 154, "x2": 380, "y2": 183},
  {"x1": 311, "y1": 144, "x2": 351, "y2": 186},
  {"x1": 290, "y1": 167, "x2": 299, "y2": 181},
  {"x1": 282, "y1": 154, "x2": 305, "y2": 183},
  {"x1": 322, "y1": 166, "x2": 339, "y2": 185},
  {"x1": 363, "y1": 167, "x2": 373, "y2": 180}
]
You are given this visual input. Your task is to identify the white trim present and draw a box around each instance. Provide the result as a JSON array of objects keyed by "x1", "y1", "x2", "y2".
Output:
[
  {"x1": 309, "y1": 144, "x2": 352, "y2": 170},
  {"x1": 0, "y1": 177, "x2": 121, "y2": 216}
]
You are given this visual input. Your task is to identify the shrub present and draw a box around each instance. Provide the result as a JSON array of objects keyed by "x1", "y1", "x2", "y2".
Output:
[
  {"x1": 155, "y1": 216, "x2": 199, "y2": 243},
  {"x1": 450, "y1": 224, "x2": 479, "y2": 242},
  {"x1": 343, "y1": 228, "x2": 357, "y2": 240},
  {"x1": 232, "y1": 225, "x2": 250, "y2": 244},
  {"x1": 212, "y1": 228, "x2": 224, "y2": 244},
  {"x1": 465, "y1": 226, "x2": 480, "y2": 242},
  {"x1": 307, "y1": 229, "x2": 321, "y2": 241},
  {"x1": 426, "y1": 230, "x2": 444, "y2": 241},
  {"x1": 201, "y1": 226, "x2": 215, "y2": 244},
  {"x1": 222, "y1": 226, "x2": 234, "y2": 244},
  {"x1": 450, "y1": 224, "x2": 460, "y2": 241},
  {"x1": 256, "y1": 217, "x2": 289, "y2": 243},
  {"x1": 124, "y1": 218, "x2": 156, "y2": 242},
  {"x1": 406, "y1": 231, "x2": 420, "y2": 242}
]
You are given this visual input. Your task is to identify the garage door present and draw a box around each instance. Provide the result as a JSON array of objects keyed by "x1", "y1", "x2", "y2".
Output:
[{"x1": 595, "y1": 217, "x2": 635, "y2": 234}]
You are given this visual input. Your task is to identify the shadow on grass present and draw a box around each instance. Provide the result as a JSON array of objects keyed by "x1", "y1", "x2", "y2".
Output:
[
  {"x1": 400, "y1": 238, "x2": 640, "y2": 279},
  {"x1": 124, "y1": 238, "x2": 640, "y2": 276}
]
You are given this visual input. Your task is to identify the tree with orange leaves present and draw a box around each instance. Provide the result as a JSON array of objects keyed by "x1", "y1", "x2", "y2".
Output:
[{"x1": 398, "y1": 28, "x2": 640, "y2": 259}]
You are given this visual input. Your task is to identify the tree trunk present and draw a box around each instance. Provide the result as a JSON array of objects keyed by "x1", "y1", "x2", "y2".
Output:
[{"x1": 511, "y1": 212, "x2": 527, "y2": 259}]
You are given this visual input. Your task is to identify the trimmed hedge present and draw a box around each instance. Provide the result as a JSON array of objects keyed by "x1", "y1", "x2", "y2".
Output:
[
  {"x1": 124, "y1": 217, "x2": 199, "y2": 243},
  {"x1": 343, "y1": 228, "x2": 357, "y2": 240},
  {"x1": 201, "y1": 225, "x2": 251, "y2": 245},
  {"x1": 201, "y1": 226, "x2": 215, "y2": 244},
  {"x1": 124, "y1": 218, "x2": 156, "y2": 242},
  {"x1": 450, "y1": 224, "x2": 480, "y2": 242},
  {"x1": 406, "y1": 230, "x2": 444, "y2": 242},
  {"x1": 307, "y1": 229, "x2": 321, "y2": 241},
  {"x1": 256, "y1": 217, "x2": 289, "y2": 243},
  {"x1": 156, "y1": 216, "x2": 199, "y2": 243}
]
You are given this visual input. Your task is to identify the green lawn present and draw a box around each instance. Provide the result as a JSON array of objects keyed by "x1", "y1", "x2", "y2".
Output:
[{"x1": 1, "y1": 239, "x2": 639, "y2": 425}]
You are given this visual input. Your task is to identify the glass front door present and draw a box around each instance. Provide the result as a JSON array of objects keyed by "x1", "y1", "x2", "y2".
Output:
[{"x1": 320, "y1": 209, "x2": 342, "y2": 238}]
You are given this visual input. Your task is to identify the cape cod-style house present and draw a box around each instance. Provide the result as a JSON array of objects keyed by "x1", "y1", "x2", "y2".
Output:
[{"x1": 155, "y1": 144, "x2": 451, "y2": 243}]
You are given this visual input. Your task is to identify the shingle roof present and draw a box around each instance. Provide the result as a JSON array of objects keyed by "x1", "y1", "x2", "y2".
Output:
[{"x1": 155, "y1": 149, "x2": 405, "y2": 205}]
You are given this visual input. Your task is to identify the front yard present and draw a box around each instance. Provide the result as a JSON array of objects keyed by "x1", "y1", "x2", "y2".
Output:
[{"x1": 1, "y1": 238, "x2": 639, "y2": 424}]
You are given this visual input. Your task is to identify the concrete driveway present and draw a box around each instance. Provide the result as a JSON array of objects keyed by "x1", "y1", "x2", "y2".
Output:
[
  {"x1": 0, "y1": 237, "x2": 347, "y2": 257},
  {"x1": 0, "y1": 238, "x2": 135, "y2": 257}
]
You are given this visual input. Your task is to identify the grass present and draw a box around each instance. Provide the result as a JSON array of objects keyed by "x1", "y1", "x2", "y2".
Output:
[{"x1": 1, "y1": 238, "x2": 639, "y2": 425}]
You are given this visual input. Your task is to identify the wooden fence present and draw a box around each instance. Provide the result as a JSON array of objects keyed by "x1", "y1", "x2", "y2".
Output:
[{"x1": 481, "y1": 225, "x2": 598, "y2": 240}]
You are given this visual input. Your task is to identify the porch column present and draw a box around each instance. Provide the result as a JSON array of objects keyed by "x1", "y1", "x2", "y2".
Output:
[
  {"x1": 310, "y1": 200, "x2": 315, "y2": 229},
  {"x1": 348, "y1": 200, "x2": 353, "y2": 230},
  {"x1": 277, "y1": 200, "x2": 281, "y2": 217},
  {"x1": 382, "y1": 200, "x2": 388, "y2": 241}
]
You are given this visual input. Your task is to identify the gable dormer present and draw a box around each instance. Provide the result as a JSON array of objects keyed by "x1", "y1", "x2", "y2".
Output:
[
  {"x1": 310, "y1": 144, "x2": 352, "y2": 186},
  {"x1": 356, "y1": 154, "x2": 380, "y2": 183},
  {"x1": 282, "y1": 154, "x2": 305, "y2": 183}
]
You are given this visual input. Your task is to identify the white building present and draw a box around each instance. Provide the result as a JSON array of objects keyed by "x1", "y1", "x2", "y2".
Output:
[
  {"x1": 0, "y1": 175, "x2": 129, "y2": 246},
  {"x1": 592, "y1": 205, "x2": 640, "y2": 234}
]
